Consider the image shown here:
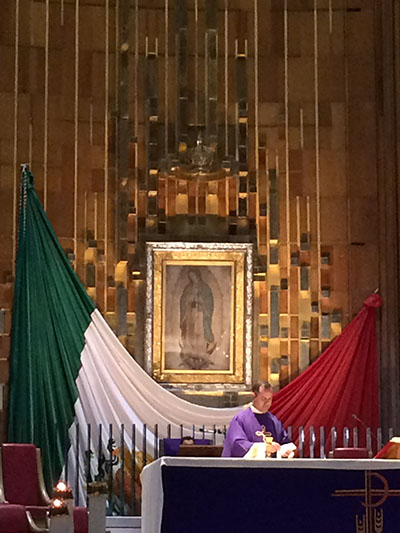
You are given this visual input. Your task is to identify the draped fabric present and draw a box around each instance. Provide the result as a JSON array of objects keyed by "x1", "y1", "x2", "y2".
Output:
[
  {"x1": 78, "y1": 310, "x2": 240, "y2": 430},
  {"x1": 9, "y1": 166, "x2": 381, "y2": 489},
  {"x1": 270, "y1": 294, "x2": 381, "y2": 454},
  {"x1": 9, "y1": 166, "x2": 95, "y2": 487},
  {"x1": 9, "y1": 167, "x2": 240, "y2": 490},
  {"x1": 67, "y1": 309, "x2": 243, "y2": 503}
]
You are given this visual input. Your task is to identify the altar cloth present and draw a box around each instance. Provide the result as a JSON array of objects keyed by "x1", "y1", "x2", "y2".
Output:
[{"x1": 141, "y1": 458, "x2": 400, "y2": 533}]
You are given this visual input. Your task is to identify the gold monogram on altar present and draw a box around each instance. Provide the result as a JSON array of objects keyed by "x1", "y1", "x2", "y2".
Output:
[{"x1": 255, "y1": 425, "x2": 278, "y2": 458}]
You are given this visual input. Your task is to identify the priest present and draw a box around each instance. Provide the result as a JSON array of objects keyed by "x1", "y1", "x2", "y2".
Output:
[{"x1": 222, "y1": 381, "x2": 296, "y2": 458}]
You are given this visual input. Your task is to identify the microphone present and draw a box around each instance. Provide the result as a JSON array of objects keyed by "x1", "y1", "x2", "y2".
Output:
[
  {"x1": 352, "y1": 413, "x2": 368, "y2": 428},
  {"x1": 352, "y1": 413, "x2": 377, "y2": 443}
]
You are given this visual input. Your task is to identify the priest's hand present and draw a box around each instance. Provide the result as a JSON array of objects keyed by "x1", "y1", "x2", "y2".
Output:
[
  {"x1": 280, "y1": 447, "x2": 293, "y2": 458},
  {"x1": 279, "y1": 443, "x2": 297, "y2": 458},
  {"x1": 266, "y1": 441, "x2": 281, "y2": 455},
  {"x1": 271, "y1": 441, "x2": 281, "y2": 452}
]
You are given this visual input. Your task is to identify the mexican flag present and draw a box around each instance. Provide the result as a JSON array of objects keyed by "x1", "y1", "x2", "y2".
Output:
[
  {"x1": 8, "y1": 166, "x2": 238, "y2": 497},
  {"x1": 8, "y1": 165, "x2": 107, "y2": 489}
]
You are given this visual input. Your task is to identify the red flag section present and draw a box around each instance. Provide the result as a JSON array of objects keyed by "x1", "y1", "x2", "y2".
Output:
[{"x1": 270, "y1": 294, "x2": 382, "y2": 454}]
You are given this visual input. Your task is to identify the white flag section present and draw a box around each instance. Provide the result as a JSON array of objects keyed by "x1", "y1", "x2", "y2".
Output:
[{"x1": 66, "y1": 309, "x2": 241, "y2": 505}]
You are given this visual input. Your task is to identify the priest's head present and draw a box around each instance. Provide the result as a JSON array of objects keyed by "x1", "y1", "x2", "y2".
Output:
[
  {"x1": 251, "y1": 381, "x2": 273, "y2": 413},
  {"x1": 181, "y1": 436, "x2": 195, "y2": 446}
]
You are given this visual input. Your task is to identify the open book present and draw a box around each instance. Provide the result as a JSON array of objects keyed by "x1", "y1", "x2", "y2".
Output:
[{"x1": 244, "y1": 442, "x2": 297, "y2": 459}]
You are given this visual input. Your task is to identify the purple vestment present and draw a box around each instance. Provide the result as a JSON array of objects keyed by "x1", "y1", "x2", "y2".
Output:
[{"x1": 222, "y1": 407, "x2": 291, "y2": 457}]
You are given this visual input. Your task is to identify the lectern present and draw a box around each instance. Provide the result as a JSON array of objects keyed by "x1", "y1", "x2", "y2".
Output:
[{"x1": 177, "y1": 445, "x2": 223, "y2": 457}]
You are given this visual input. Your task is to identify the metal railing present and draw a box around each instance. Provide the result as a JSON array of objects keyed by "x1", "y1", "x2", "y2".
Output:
[{"x1": 62, "y1": 422, "x2": 394, "y2": 516}]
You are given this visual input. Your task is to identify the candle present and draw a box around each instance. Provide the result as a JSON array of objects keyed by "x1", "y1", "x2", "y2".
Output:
[
  {"x1": 52, "y1": 482, "x2": 74, "y2": 533},
  {"x1": 49, "y1": 498, "x2": 70, "y2": 533}
]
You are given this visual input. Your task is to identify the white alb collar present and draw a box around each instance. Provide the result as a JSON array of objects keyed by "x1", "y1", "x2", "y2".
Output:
[{"x1": 250, "y1": 404, "x2": 267, "y2": 414}]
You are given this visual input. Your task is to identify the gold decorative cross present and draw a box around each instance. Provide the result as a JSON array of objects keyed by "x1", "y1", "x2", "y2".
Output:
[{"x1": 255, "y1": 425, "x2": 274, "y2": 458}]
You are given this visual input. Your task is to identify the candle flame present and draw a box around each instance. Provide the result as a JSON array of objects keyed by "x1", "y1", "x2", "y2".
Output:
[
  {"x1": 52, "y1": 498, "x2": 63, "y2": 508},
  {"x1": 56, "y1": 481, "x2": 67, "y2": 491}
]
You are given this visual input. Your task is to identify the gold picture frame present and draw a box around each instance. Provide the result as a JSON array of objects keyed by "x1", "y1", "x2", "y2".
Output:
[{"x1": 145, "y1": 242, "x2": 253, "y2": 388}]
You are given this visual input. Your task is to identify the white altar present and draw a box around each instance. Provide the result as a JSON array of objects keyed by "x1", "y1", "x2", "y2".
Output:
[{"x1": 141, "y1": 457, "x2": 400, "y2": 533}]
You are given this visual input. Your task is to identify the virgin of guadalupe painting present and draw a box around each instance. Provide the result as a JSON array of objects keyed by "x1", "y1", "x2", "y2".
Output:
[
  {"x1": 146, "y1": 242, "x2": 253, "y2": 387},
  {"x1": 165, "y1": 264, "x2": 232, "y2": 371}
]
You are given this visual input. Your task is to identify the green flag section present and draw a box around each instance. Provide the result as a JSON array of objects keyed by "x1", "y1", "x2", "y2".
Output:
[{"x1": 9, "y1": 165, "x2": 95, "y2": 487}]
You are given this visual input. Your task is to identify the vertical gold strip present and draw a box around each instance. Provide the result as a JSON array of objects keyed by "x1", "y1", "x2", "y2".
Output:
[
  {"x1": 266, "y1": 148, "x2": 269, "y2": 266},
  {"x1": 61, "y1": 0, "x2": 64, "y2": 26},
  {"x1": 314, "y1": 0, "x2": 322, "y2": 348},
  {"x1": 134, "y1": 0, "x2": 138, "y2": 138},
  {"x1": 284, "y1": 0, "x2": 291, "y2": 372},
  {"x1": 115, "y1": 0, "x2": 119, "y2": 108},
  {"x1": 165, "y1": 0, "x2": 169, "y2": 157},
  {"x1": 12, "y1": 0, "x2": 20, "y2": 276},
  {"x1": 84, "y1": 191, "x2": 88, "y2": 288},
  {"x1": 134, "y1": 0, "x2": 139, "y2": 222},
  {"x1": 254, "y1": 280, "x2": 260, "y2": 379},
  {"x1": 84, "y1": 191, "x2": 87, "y2": 240},
  {"x1": 284, "y1": 1, "x2": 290, "y2": 269},
  {"x1": 74, "y1": 0, "x2": 80, "y2": 265},
  {"x1": 204, "y1": 11, "x2": 208, "y2": 135},
  {"x1": 234, "y1": 38, "x2": 239, "y2": 216},
  {"x1": 300, "y1": 107, "x2": 304, "y2": 149},
  {"x1": 44, "y1": 0, "x2": 50, "y2": 210},
  {"x1": 104, "y1": 0, "x2": 110, "y2": 311},
  {"x1": 254, "y1": 0, "x2": 260, "y2": 248},
  {"x1": 272, "y1": 149, "x2": 280, "y2": 383},
  {"x1": 194, "y1": 0, "x2": 198, "y2": 125},
  {"x1": 296, "y1": 196, "x2": 300, "y2": 246},
  {"x1": 89, "y1": 98, "x2": 93, "y2": 145},
  {"x1": 114, "y1": 0, "x2": 119, "y2": 250},
  {"x1": 94, "y1": 192, "x2": 98, "y2": 240},
  {"x1": 343, "y1": 0, "x2": 351, "y2": 320},
  {"x1": 194, "y1": 0, "x2": 199, "y2": 214},
  {"x1": 29, "y1": 116, "x2": 33, "y2": 168},
  {"x1": 234, "y1": 38, "x2": 238, "y2": 163},
  {"x1": 224, "y1": 0, "x2": 229, "y2": 216},
  {"x1": 192, "y1": 0, "x2": 200, "y2": 216},
  {"x1": 224, "y1": 0, "x2": 228, "y2": 155},
  {"x1": 254, "y1": 0, "x2": 259, "y2": 170},
  {"x1": 329, "y1": 0, "x2": 333, "y2": 34}
]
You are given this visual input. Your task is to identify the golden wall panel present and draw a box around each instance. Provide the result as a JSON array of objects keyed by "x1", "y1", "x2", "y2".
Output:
[
  {"x1": 309, "y1": 266, "x2": 319, "y2": 295},
  {"x1": 0, "y1": 339, "x2": 10, "y2": 361},
  {"x1": 319, "y1": 151, "x2": 347, "y2": 197},
  {"x1": 320, "y1": 198, "x2": 348, "y2": 243},
  {"x1": 289, "y1": 340, "x2": 299, "y2": 380},
  {"x1": 258, "y1": 283, "x2": 268, "y2": 314},
  {"x1": 350, "y1": 197, "x2": 379, "y2": 244}
]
